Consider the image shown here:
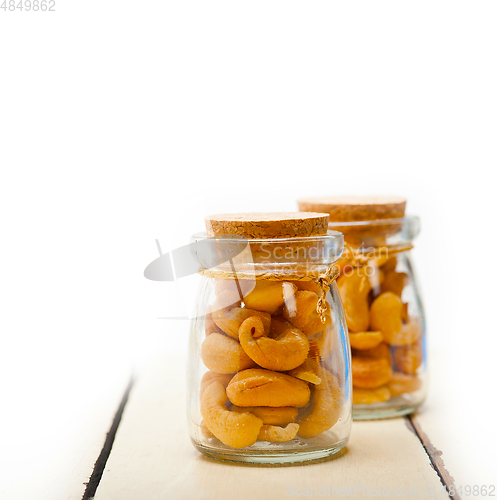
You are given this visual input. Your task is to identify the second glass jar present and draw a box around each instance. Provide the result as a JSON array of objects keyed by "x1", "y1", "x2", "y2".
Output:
[{"x1": 298, "y1": 198, "x2": 427, "y2": 419}]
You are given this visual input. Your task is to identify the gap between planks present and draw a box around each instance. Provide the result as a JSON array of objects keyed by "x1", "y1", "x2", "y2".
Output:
[
  {"x1": 81, "y1": 376, "x2": 134, "y2": 500},
  {"x1": 406, "y1": 415, "x2": 460, "y2": 500}
]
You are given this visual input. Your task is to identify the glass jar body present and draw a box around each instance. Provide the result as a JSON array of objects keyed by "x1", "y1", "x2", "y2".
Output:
[
  {"x1": 331, "y1": 217, "x2": 427, "y2": 420},
  {"x1": 186, "y1": 234, "x2": 352, "y2": 464}
]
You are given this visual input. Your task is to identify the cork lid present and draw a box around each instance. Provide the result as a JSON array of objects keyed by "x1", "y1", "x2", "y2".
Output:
[
  {"x1": 205, "y1": 212, "x2": 329, "y2": 239},
  {"x1": 297, "y1": 196, "x2": 406, "y2": 222}
]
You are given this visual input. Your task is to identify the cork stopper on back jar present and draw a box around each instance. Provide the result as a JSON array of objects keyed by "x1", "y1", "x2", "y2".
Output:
[
  {"x1": 297, "y1": 196, "x2": 406, "y2": 222},
  {"x1": 297, "y1": 196, "x2": 407, "y2": 247}
]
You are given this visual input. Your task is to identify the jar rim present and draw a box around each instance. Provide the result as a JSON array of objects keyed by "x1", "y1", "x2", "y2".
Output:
[
  {"x1": 192, "y1": 229, "x2": 344, "y2": 245},
  {"x1": 327, "y1": 215, "x2": 419, "y2": 229},
  {"x1": 191, "y1": 230, "x2": 344, "y2": 269},
  {"x1": 327, "y1": 215, "x2": 420, "y2": 246}
]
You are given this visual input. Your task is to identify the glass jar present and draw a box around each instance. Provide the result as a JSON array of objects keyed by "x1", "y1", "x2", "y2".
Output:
[
  {"x1": 298, "y1": 197, "x2": 426, "y2": 420},
  {"x1": 187, "y1": 214, "x2": 352, "y2": 464}
]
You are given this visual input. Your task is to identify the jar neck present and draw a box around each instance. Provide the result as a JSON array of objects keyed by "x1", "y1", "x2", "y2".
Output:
[
  {"x1": 191, "y1": 231, "x2": 344, "y2": 276},
  {"x1": 201, "y1": 261, "x2": 334, "y2": 279},
  {"x1": 328, "y1": 216, "x2": 419, "y2": 250},
  {"x1": 341, "y1": 242, "x2": 412, "y2": 268}
]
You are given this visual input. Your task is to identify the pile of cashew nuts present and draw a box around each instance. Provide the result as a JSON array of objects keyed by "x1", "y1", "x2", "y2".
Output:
[
  {"x1": 337, "y1": 255, "x2": 423, "y2": 406},
  {"x1": 199, "y1": 279, "x2": 344, "y2": 449}
]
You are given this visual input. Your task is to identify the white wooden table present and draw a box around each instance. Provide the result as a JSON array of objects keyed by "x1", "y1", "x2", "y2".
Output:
[
  {"x1": 91, "y1": 354, "x2": 452, "y2": 500},
  {"x1": 10, "y1": 348, "x2": 493, "y2": 500},
  {"x1": 66, "y1": 348, "x2": 489, "y2": 500}
]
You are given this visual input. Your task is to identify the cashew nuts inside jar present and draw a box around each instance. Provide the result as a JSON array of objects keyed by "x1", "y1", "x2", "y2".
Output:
[
  {"x1": 187, "y1": 213, "x2": 352, "y2": 465},
  {"x1": 298, "y1": 196, "x2": 427, "y2": 420}
]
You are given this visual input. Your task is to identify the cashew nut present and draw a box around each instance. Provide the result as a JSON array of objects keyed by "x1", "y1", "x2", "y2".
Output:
[
  {"x1": 283, "y1": 290, "x2": 331, "y2": 336},
  {"x1": 258, "y1": 423, "x2": 299, "y2": 443},
  {"x1": 353, "y1": 386, "x2": 391, "y2": 405},
  {"x1": 310, "y1": 329, "x2": 334, "y2": 359},
  {"x1": 349, "y1": 331, "x2": 383, "y2": 350},
  {"x1": 381, "y1": 271, "x2": 409, "y2": 297},
  {"x1": 370, "y1": 293, "x2": 422, "y2": 346},
  {"x1": 388, "y1": 372, "x2": 422, "y2": 397},
  {"x1": 381, "y1": 256, "x2": 398, "y2": 273},
  {"x1": 201, "y1": 332, "x2": 256, "y2": 374},
  {"x1": 212, "y1": 306, "x2": 271, "y2": 340},
  {"x1": 200, "y1": 381, "x2": 263, "y2": 448},
  {"x1": 270, "y1": 317, "x2": 295, "y2": 338},
  {"x1": 337, "y1": 268, "x2": 372, "y2": 333},
  {"x1": 238, "y1": 316, "x2": 309, "y2": 371},
  {"x1": 231, "y1": 406, "x2": 298, "y2": 425},
  {"x1": 393, "y1": 340, "x2": 423, "y2": 374},
  {"x1": 286, "y1": 358, "x2": 322, "y2": 385},
  {"x1": 204, "y1": 311, "x2": 223, "y2": 337},
  {"x1": 214, "y1": 278, "x2": 255, "y2": 298},
  {"x1": 352, "y1": 356, "x2": 392, "y2": 389},
  {"x1": 226, "y1": 368, "x2": 311, "y2": 408},
  {"x1": 297, "y1": 368, "x2": 343, "y2": 439},
  {"x1": 243, "y1": 281, "x2": 297, "y2": 315},
  {"x1": 200, "y1": 371, "x2": 234, "y2": 396},
  {"x1": 352, "y1": 342, "x2": 392, "y2": 365}
]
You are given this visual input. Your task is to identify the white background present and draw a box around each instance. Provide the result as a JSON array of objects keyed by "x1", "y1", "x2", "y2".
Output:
[{"x1": 1, "y1": 1, "x2": 496, "y2": 498}]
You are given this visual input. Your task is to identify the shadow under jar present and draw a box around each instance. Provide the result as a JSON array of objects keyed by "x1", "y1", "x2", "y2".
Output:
[
  {"x1": 187, "y1": 212, "x2": 352, "y2": 464},
  {"x1": 298, "y1": 197, "x2": 427, "y2": 420}
]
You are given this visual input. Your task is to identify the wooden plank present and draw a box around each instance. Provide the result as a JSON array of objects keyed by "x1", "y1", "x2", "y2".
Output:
[
  {"x1": 413, "y1": 347, "x2": 496, "y2": 496},
  {"x1": 407, "y1": 416, "x2": 460, "y2": 500},
  {"x1": 95, "y1": 354, "x2": 449, "y2": 500},
  {"x1": 0, "y1": 365, "x2": 132, "y2": 500},
  {"x1": 82, "y1": 378, "x2": 134, "y2": 500}
]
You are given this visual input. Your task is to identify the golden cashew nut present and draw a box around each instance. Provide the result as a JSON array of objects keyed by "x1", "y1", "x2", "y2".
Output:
[
  {"x1": 381, "y1": 271, "x2": 409, "y2": 297},
  {"x1": 200, "y1": 381, "x2": 263, "y2": 448},
  {"x1": 243, "y1": 281, "x2": 297, "y2": 315},
  {"x1": 288, "y1": 279, "x2": 321, "y2": 294},
  {"x1": 200, "y1": 371, "x2": 234, "y2": 396},
  {"x1": 258, "y1": 423, "x2": 299, "y2": 443},
  {"x1": 200, "y1": 420, "x2": 215, "y2": 439},
  {"x1": 201, "y1": 332, "x2": 256, "y2": 374},
  {"x1": 353, "y1": 387, "x2": 391, "y2": 405},
  {"x1": 393, "y1": 341, "x2": 423, "y2": 374},
  {"x1": 212, "y1": 306, "x2": 271, "y2": 340},
  {"x1": 239, "y1": 316, "x2": 309, "y2": 371},
  {"x1": 349, "y1": 331, "x2": 384, "y2": 351},
  {"x1": 388, "y1": 372, "x2": 422, "y2": 396},
  {"x1": 394, "y1": 318, "x2": 423, "y2": 347},
  {"x1": 204, "y1": 311, "x2": 223, "y2": 337},
  {"x1": 366, "y1": 261, "x2": 385, "y2": 291},
  {"x1": 283, "y1": 290, "x2": 331, "y2": 337},
  {"x1": 227, "y1": 369, "x2": 311, "y2": 408},
  {"x1": 270, "y1": 317, "x2": 295, "y2": 337},
  {"x1": 231, "y1": 406, "x2": 298, "y2": 425},
  {"x1": 352, "y1": 356, "x2": 392, "y2": 389},
  {"x1": 381, "y1": 256, "x2": 398, "y2": 273},
  {"x1": 214, "y1": 278, "x2": 255, "y2": 299},
  {"x1": 352, "y1": 342, "x2": 392, "y2": 365},
  {"x1": 337, "y1": 268, "x2": 372, "y2": 333},
  {"x1": 297, "y1": 368, "x2": 343, "y2": 439},
  {"x1": 370, "y1": 292, "x2": 422, "y2": 346},
  {"x1": 310, "y1": 329, "x2": 334, "y2": 359},
  {"x1": 212, "y1": 289, "x2": 242, "y2": 312},
  {"x1": 286, "y1": 358, "x2": 322, "y2": 385}
]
